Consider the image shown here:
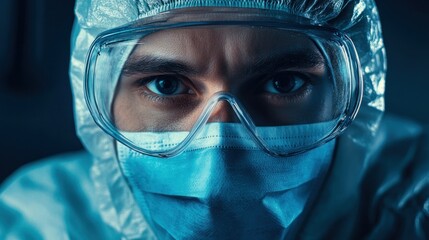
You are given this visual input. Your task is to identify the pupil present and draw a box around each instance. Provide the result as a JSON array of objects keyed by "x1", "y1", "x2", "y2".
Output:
[
  {"x1": 273, "y1": 78, "x2": 295, "y2": 93},
  {"x1": 156, "y1": 78, "x2": 178, "y2": 94}
]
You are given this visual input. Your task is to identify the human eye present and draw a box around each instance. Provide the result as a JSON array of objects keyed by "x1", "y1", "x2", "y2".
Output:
[
  {"x1": 263, "y1": 71, "x2": 310, "y2": 95},
  {"x1": 140, "y1": 75, "x2": 193, "y2": 96}
]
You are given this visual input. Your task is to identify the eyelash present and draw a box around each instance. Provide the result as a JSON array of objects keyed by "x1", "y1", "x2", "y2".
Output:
[
  {"x1": 134, "y1": 75, "x2": 194, "y2": 103},
  {"x1": 256, "y1": 71, "x2": 315, "y2": 102},
  {"x1": 263, "y1": 84, "x2": 312, "y2": 103},
  {"x1": 133, "y1": 71, "x2": 316, "y2": 105}
]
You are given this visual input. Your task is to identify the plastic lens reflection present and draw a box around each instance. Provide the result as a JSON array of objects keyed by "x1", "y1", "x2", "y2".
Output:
[
  {"x1": 86, "y1": 24, "x2": 361, "y2": 156},
  {"x1": 113, "y1": 27, "x2": 341, "y2": 130}
]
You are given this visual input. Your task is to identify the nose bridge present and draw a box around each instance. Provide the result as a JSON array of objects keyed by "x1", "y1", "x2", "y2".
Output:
[{"x1": 207, "y1": 98, "x2": 240, "y2": 123}]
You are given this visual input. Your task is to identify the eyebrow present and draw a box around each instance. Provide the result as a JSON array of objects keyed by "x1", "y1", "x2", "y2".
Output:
[
  {"x1": 121, "y1": 55, "x2": 198, "y2": 76},
  {"x1": 121, "y1": 51, "x2": 325, "y2": 77},
  {"x1": 249, "y1": 51, "x2": 326, "y2": 75}
]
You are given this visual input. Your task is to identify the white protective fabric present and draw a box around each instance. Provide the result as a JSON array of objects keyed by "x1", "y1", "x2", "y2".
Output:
[
  {"x1": 13, "y1": 1, "x2": 429, "y2": 240},
  {"x1": 70, "y1": 0, "x2": 385, "y2": 235},
  {"x1": 70, "y1": 2, "x2": 386, "y2": 237}
]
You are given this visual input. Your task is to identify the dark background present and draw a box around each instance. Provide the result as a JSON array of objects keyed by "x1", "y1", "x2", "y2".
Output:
[{"x1": 0, "y1": 0, "x2": 428, "y2": 183}]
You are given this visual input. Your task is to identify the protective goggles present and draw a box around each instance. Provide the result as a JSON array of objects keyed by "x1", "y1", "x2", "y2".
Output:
[{"x1": 84, "y1": 8, "x2": 363, "y2": 157}]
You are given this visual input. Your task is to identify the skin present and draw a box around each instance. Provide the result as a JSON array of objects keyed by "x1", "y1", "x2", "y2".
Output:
[{"x1": 112, "y1": 26, "x2": 337, "y2": 132}]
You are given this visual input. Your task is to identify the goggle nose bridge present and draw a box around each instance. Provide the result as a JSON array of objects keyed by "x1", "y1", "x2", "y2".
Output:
[
  {"x1": 182, "y1": 92, "x2": 273, "y2": 156},
  {"x1": 200, "y1": 92, "x2": 255, "y2": 128},
  {"x1": 203, "y1": 92, "x2": 249, "y2": 121}
]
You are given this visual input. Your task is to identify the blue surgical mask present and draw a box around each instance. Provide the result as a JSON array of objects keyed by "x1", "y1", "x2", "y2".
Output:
[{"x1": 117, "y1": 122, "x2": 335, "y2": 239}]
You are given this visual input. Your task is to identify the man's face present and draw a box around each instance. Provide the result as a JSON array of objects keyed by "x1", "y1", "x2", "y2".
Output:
[{"x1": 112, "y1": 26, "x2": 336, "y2": 132}]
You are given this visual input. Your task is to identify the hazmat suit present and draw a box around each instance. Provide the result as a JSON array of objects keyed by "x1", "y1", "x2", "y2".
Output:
[{"x1": 1, "y1": 0, "x2": 428, "y2": 239}]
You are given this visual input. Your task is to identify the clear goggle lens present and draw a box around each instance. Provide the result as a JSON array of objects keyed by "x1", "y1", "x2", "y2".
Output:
[{"x1": 85, "y1": 21, "x2": 362, "y2": 157}]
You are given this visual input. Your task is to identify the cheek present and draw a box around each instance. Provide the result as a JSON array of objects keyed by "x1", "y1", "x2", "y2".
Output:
[
  {"x1": 112, "y1": 92, "x2": 142, "y2": 131},
  {"x1": 241, "y1": 83, "x2": 337, "y2": 126},
  {"x1": 112, "y1": 95, "x2": 170, "y2": 132},
  {"x1": 307, "y1": 83, "x2": 337, "y2": 121},
  {"x1": 112, "y1": 92, "x2": 205, "y2": 132}
]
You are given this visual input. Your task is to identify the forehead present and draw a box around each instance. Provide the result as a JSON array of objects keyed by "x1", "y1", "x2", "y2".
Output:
[{"x1": 128, "y1": 26, "x2": 320, "y2": 72}]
